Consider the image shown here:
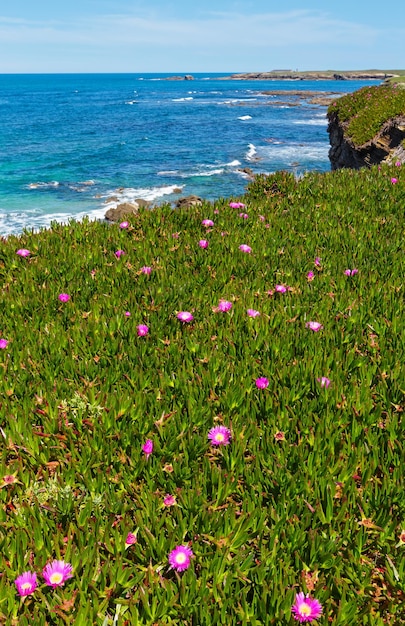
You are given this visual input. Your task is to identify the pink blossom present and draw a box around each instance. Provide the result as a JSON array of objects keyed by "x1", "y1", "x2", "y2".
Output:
[
  {"x1": 291, "y1": 592, "x2": 322, "y2": 622},
  {"x1": 119, "y1": 221, "x2": 129, "y2": 229},
  {"x1": 208, "y1": 425, "x2": 231, "y2": 446},
  {"x1": 163, "y1": 494, "x2": 177, "y2": 507},
  {"x1": 217, "y1": 300, "x2": 232, "y2": 312},
  {"x1": 16, "y1": 249, "x2": 31, "y2": 257},
  {"x1": 125, "y1": 532, "x2": 137, "y2": 547},
  {"x1": 124, "y1": 311, "x2": 131, "y2": 317},
  {"x1": 307, "y1": 271, "x2": 315, "y2": 281},
  {"x1": 115, "y1": 249, "x2": 125, "y2": 258},
  {"x1": 58, "y1": 293, "x2": 70, "y2": 302},
  {"x1": 314, "y1": 257, "x2": 321, "y2": 267},
  {"x1": 306, "y1": 321, "x2": 323, "y2": 332},
  {"x1": 344, "y1": 268, "x2": 358, "y2": 276},
  {"x1": 42, "y1": 560, "x2": 73, "y2": 588},
  {"x1": 391, "y1": 177, "x2": 398, "y2": 184},
  {"x1": 229, "y1": 201, "x2": 245, "y2": 209},
  {"x1": 137, "y1": 324, "x2": 149, "y2": 336},
  {"x1": 317, "y1": 377, "x2": 331, "y2": 388},
  {"x1": 275, "y1": 284, "x2": 287, "y2": 294},
  {"x1": 202, "y1": 219, "x2": 214, "y2": 227},
  {"x1": 247, "y1": 308, "x2": 260, "y2": 318},
  {"x1": 255, "y1": 377, "x2": 269, "y2": 389},
  {"x1": 14, "y1": 571, "x2": 37, "y2": 597},
  {"x1": 239, "y1": 212, "x2": 249, "y2": 219},
  {"x1": 259, "y1": 215, "x2": 265, "y2": 222},
  {"x1": 168, "y1": 545, "x2": 193, "y2": 572},
  {"x1": 198, "y1": 239, "x2": 209, "y2": 249},
  {"x1": 0, "y1": 339, "x2": 8, "y2": 349},
  {"x1": 239, "y1": 244, "x2": 252, "y2": 253},
  {"x1": 177, "y1": 311, "x2": 194, "y2": 323},
  {"x1": 141, "y1": 266, "x2": 152, "y2": 275},
  {"x1": 395, "y1": 161, "x2": 402, "y2": 167},
  {"x1": 142, "y1": 439, "x2": 153, "y2": 459}
]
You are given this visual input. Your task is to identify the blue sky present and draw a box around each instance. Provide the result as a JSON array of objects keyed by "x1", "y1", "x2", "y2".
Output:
[{"x1": 1, "y1": 1, "x2": 404, "y2": 73}]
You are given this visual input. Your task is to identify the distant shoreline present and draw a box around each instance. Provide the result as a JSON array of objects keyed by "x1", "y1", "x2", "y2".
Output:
[{"x1": 220, "y1": 70, "x2": 398, "y2": 81}]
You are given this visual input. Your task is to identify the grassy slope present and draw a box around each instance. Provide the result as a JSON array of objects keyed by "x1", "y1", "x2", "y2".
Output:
[{"x1": 1, "y1": 165, "x2": 404, "y2": 624}]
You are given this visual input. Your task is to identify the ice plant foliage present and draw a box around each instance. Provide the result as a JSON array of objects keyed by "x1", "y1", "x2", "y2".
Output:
[
  {"x1": 291, "y1": 592, "x2": 322, "y2": 622},
  {"x1": 42, "y1": 560, "x2": 73, "y2": 588},
  {"x1": 14, "y1": 571, "x2": 37, "y2": 597},
  {"x1": 208, "y1": 426, "x2": 231, "y2": 446},
  {"x1": 168, "y1": 545, "x2": 193, "y2": 572}
]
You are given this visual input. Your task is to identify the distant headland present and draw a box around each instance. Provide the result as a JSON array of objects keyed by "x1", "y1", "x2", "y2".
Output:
[{"x1": 221, "y1": 70, "x2": 401, "y2": 81}]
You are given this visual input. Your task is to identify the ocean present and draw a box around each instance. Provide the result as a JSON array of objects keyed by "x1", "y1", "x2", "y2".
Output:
[{"x1": 0, "y1": 73, "x2": 380, "y2": 237}]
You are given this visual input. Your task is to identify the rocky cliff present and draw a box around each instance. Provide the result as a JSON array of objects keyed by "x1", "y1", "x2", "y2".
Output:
[{"x1": 327, "y1": 112, "x2": 405, "y2": 170}]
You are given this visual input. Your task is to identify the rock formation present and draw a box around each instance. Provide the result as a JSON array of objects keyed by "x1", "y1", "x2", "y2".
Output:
[{"x1": 327, "y1": 112, "x2": 405, "y2": 170}]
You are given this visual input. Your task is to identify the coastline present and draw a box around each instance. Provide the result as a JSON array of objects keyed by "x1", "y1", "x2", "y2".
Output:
[{"x1": 220, "y1": 70, "x2": 398, "y2": 81}]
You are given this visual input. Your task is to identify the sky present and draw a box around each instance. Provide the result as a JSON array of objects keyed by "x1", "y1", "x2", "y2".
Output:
[{"x1": 0, "y1": 0, "x2": 404, "y2": 73}]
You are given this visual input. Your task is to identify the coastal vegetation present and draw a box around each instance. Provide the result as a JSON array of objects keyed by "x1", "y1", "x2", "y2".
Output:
[{"x1": 1, "y1": 162, "x2": 404, "y2": 624}]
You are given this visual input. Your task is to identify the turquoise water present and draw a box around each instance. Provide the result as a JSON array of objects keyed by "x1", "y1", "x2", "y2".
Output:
[{"x1": 0, "y1": 73, "x2": 379, "y2": 235}]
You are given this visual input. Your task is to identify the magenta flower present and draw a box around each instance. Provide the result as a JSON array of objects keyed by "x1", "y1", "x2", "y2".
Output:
[
  {"x1": 14, "y1": 571, "x2": 37, "y2": 597},
  {"x1": 141, "y1": 266, "x2": 152, "y2": 275},
  {"x1": 259, "y1": 215, "x2": 265, "y2": 222},
  {"x1": 198, "y1": 239, "x2": 209, "y2": 249},
  {"x1": 291, "y1": 592, "x2": 322, "y2": 622},
  {"x1": 217, "y1": 300, "x2": 232, "y2": 312},
  {"x1": 208, "y1": 425, "x2": 231, "y2": 446},
  {"x1": 202, "y1": 219, "x2": 214, "y2": 227},
  {"x1": 239, "y1": 244, "x2": 252, "y2": 253},
  {"x1": 307, "y1": 271, "x2": 315, "y2": 281},
  {"x1": 391, "y1": 177, "x2": 398, "y2": 184},
  {"x1": 344, "y1": 268, "x2": 358, "y2": 276},
  {"x1": 137, "y1": 324, "x2": 149, "y2": 337},
  {"x1": 115, "y1": 249, "x2": 125, "y2": 258},
  {"x1": 125, "y1": 532, "x2": 137, "y2": 547},
  {"x1": 395, "y1": 161, "x2": 402, "y2": 167},
  {"x1": 306, "y1": 321, "x2": 323, "y2": 332},
  {"x1": 229, "y1": 201, "x2": 245, "y2": 209},
  {"x1": 239, "y1": 212, "x2": 249, "y2": 219},
  {"x1": 317, "y1": 377, "x2": 331, "y2": 388},
  {"x1": 168, "y1": 545, "x2": 193, "y2": 572},
  {"x1": 58, "y1": 293, "x2": 70, "y2": 303},
  {"x1": 124, "y1": 311, "x2": 131, "y2": 317},
  {"x1": 255, "y1": 377, "x2": 269, "y2": 389},
  {"x1": 43, "y1": 560, "x2": 73, "y2": 588},
  {"x1": 177, "y1": 311, "x2": 194, "y2": 323},
  {"x1": 275, "y1": 284, "x2": 287, "y2": 294},
  {"x1": 163, "y1": 494, "x2": 177, "y2": 507},
  {"x1": 247, "y1": 308, "x2": 260, "y2": 318},
  {"x1": 0, "y1": 338, "x2": 8, "y2": 349},
  {"x1": 314, "y1": 257, "x2": 321, "y2": 266},
  {"x1": 16, "y1": 248, "x2": 31, "y2": 257},
  {"x1": 119, "y1": 221, "x2": 129, "y2": 229},
  {"x1": 142, "y1": 439, "x2": 153, "y2": 459}
]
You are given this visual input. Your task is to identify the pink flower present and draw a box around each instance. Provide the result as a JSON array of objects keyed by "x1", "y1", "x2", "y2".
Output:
[
  {"x1": 198, "y1": 239, "x2": 209, "y2": 249},
  {"x1": 119, "y1": 221, "x2": 129, "y2": 229},
  {"x1": 306, "y1": 321, "x2": 323, "y2": 332},
  {"x1": 275, "y1": 284, "x2": 287, "y2": 294},
  {"x1": 0, "y1": 338, "x2": 8, "y2": 349},
  {"x1": 239, "y1": 212, "x2": 249, "y2": 219},
  {"x1": 137, "y1": 324, "x2": 149, "y2": 336},
  {"x1": 307, "y1": 271, "x2": 315, "y2": 281},
  {"x1": 141, "y1": 266, "x2": 152, "y2": 275},
  {"x1": 163, "y1": 494, "x2": 177, "y2": 507},
  {"x1": 391, "y1": 177, "x2": 398, "y2": 184},
  {"x1": 125, "y1": 532, "x2": 137, "y2": 547},
  {"x1": 16, "y1": 249, "x2": 31, "y2": 257},
  {"x1": 217, "y1": 300, "x2": 232, "y2": 312},
  {"x1": 317, "y1": 377, "x2": 331, "y2": 388},
  {"x1": 395, "y1": 161, "x2": 402, "y2": 167},
  {"x1": 115, "y1": 249, "x2": 125, "y2": 258},
  {"x1": 58, "y1": 293, "x2": 70, "y2": 302},
  {"x1": 314, "y1": 257, "x2": 321, "y2": 267},
  {"x1": 291, "y1": 592, "x2": 322, "y2": 622},
  {"x1": 255, "y1": 377, "x2": 269, "y2": 389},
  {"x1": 177, "y1": 311, "x2": 194, "y2": 323},
  {"x1": 124, "y1": 311, "x2": 131, "y2": 317},
  {"x1": 208, "y1": 425, "x2": 231, "y2": 446},
  {"x1": 42, "y1": 560, "x2": 73, "y2": 588},
  {"x1": 142, "y1": 439, "x2": 153, "y2": 459},
  {"x1": 247, "y1": 308, "x2": 260, "y2": 318},
  {"x1": 229, "y1": 201, "x2": 245, "y2": 209},
  {"x1": 168, "y1": 545, "x2": 193, "y2": 572},
  {"x1": 344, "y1": 268, "x2": 358, "y2": 276},
  {"x1": 239, "y1": 244, "x2": 252, "y2": 253},
  {"x1": 15, "y1": 571, "x2": 37, "y2": 596},
  {"x1": 259, "y1": 215, "x2": 265, "y2": 222},
  {"x1": 202, "y1": 219, "x2": 214, "y2": 227}
]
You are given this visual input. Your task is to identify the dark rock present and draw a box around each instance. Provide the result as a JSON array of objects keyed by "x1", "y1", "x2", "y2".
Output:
[{"x1": 184, "y1": 75, "x2": 194, "y2": 80}]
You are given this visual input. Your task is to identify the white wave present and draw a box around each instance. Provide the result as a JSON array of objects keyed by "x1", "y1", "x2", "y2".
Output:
[
  {"x1": 227, "y1": 160, "x2": 241, "y2": 167},
  {"x1": 261, "y1": 142, "x2": 329, "y2": 162},
  {"x1": 293, "y1": 118, "x2": 328, "y2": 126},
  {"x1": 27, "y1": 181, "x2": 60, "y2": 189},
  {"x1": 125, "y1": 100, "x2": 138, "y2": 105},
  {"x1": 172, "y1": 97, "x2": 193, "y2": 102},
  {"x1": 238, "y1": 115, "x2": 252, "y2": 120},
  {"x1": 176, "y1": 168, "x2": 225, "y2": 178},
  {"x1": 157, "y1": 170, "x2": 179, "y2": 175},
  {"x1": 102, "y1": 184, "x2": 185, "y2": 208},
  {"x1": 246, "y1": 144, "x2": 258, "y2": 161}
]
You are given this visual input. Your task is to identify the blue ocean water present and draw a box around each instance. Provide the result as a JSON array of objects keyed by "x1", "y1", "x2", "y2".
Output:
[{"x1": 0, "y1": 73, "x2": 380, "y2": 236}]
